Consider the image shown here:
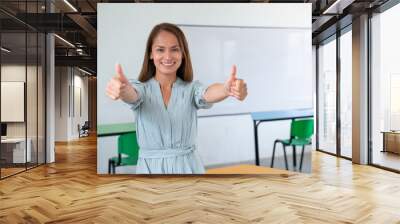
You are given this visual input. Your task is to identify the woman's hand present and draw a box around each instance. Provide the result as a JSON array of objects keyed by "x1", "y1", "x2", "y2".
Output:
[
  {"x1": 106, "y1": 64, "x2": 139, "y2": 103},
  {"x1": 224, "y1": 65, "x2": 248, "y2": 101}
]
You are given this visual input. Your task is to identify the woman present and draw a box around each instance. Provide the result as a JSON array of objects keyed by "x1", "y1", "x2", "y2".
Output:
[{"x1": 106, "y1": 23, "x2": 247, "y2": 174}]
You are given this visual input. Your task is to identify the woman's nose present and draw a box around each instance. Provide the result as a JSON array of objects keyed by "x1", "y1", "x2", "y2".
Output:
[{"x1": 164, "y1": 51, "x2": 172, "y2": 59}]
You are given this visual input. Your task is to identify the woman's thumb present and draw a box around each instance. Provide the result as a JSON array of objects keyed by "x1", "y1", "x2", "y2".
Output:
[
  {"x1": 229, "y1": 65, "x2": 237, "y2": 82},
  {"x1": 115, "y1": 63, "x2": 128, "y2": 83}
]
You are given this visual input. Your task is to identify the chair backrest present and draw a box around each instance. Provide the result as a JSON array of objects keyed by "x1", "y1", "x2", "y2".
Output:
[
  {"x1": 82, "y1": 121, "x2": 90, "y2": 129},
  {"x1": 290, "y1": 119, "x2": 314, "y2": 141},
  {"x1": 118, "y1": 132, "x2": 139, "y2": 165}
]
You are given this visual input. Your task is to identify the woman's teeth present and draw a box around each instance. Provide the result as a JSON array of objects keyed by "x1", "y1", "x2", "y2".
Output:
[{"x1": 162, "y1": 62, "x2": 174, "y2": 66}]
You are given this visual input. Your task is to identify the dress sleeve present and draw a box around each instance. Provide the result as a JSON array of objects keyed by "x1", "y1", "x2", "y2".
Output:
[
  {"x1": 127, "y1": 79, "x2": 145, "y2": 110},
  {"x1": 193, "y1": 80, "x2": 213, "y2": 110}
]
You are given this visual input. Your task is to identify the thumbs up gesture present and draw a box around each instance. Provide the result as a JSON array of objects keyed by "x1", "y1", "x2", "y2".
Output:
[
  {"x1": 106, "y1": 63, "x2": 136, "y2": 102},
  {"x1": 224, "y1": 65, "x2": 248, "y2": 101}
]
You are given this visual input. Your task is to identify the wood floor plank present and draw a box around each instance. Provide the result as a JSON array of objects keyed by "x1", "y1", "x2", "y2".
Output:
[{"x1": 0, "y1": 135, "x2": 400, "y2": 223}]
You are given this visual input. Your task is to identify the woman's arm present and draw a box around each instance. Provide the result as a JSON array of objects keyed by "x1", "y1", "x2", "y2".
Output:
[
  {"x1": 202, "y1": 83, "x2": 229, "y2": 103},
  {"x1": 106, "y1": 64, "x2": 139, "y2": 103},
  {"x1": 203, "y1": 65, "x2": 248, "y2": 103}
]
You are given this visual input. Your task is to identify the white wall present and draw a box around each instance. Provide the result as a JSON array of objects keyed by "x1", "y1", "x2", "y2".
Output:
[
  {"x1": 1, "y1": 65, "x2": 39, "y2": 137},
  {"x1": 55, "y1": 67, "x2": 68, "y2": 141},
  {"x1": 198, "y1": 115, "x2": 292, "y2": 166},
  {"x1": 1, "y1": 66, "x2": 26, "y2": 128},
  {"x1": 55, "y1": 67, "x2": 89, "y2": 141},
  {"x1": 97, "y1": 3, "x2": 313, "y2": 174},
  {"x1": 71, "y1": 72, "x2": 89, "y2": 138}
]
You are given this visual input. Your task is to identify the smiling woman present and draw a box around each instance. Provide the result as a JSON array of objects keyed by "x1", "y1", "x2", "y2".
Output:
[{"x1": 105, "y1": 23, "x2": 248, "y2": 174}]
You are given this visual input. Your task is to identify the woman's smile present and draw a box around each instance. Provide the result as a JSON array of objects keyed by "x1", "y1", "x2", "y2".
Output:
[{"x1": 161, "y1": 60, "x2": 176, "y2": 67}]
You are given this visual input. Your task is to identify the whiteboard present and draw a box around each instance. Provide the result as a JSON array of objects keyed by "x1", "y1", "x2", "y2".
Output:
[
  {"x1": 1, "y1": 82, "x2": 25, "y2": 122},
  {"x1": 179, "y1": 25, "x2": 313, "y2": 116}
]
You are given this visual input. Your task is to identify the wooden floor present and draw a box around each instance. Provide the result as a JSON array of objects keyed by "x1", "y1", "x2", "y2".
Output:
[
  {"x1": 0, "y1": 167, "x2": 26, "y2": 178},
  {"x1": 1, "y1": 135, "x2": 400, "y2": 223},
  {"x1": 373, "y1": 150, "x2": 400, "y2": 171},
  {"x1": 1, "y1": 163, "x2": 44, "y2": 178}
]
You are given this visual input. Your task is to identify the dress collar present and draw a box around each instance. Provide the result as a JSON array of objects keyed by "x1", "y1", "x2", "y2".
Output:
[{"x1": 151, "y1": 76, "x2": 183, "y2": 87}]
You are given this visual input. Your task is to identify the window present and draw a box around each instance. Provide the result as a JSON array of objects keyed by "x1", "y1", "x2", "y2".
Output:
[
  {"x1": 318, "y1": 36, "x2": 337, "y2": 155},
  {"x1": 339, "y1": 28, "x2": 352, "y2": 158},
  {"x1": 371, "y1": 2, "x2": 400, "y2": 171}
]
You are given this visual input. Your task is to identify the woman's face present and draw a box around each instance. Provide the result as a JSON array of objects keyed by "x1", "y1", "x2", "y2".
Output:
[{"x1": 150, "y1": 30, "x2": 183, "y2": 77}]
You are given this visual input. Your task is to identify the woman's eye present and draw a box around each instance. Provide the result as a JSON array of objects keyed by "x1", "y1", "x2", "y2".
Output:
[
  {"x1": 156, "y1": 49, "x2": 164, "y2": 52},
  {"x1": 172, "y1": 48, "x2": 180, "y2": 52}
]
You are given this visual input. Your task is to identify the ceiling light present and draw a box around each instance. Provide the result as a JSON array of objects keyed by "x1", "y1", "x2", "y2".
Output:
[
  {"x1": 1, "y1": 47, "x2": 11, "y2": 53},
  {"x1": 54, "y1": 34, "x2": 75, "y2": 48},
  {"x1": 76, "y1": 48, "x2": 86, "y2": 56},
  {"x1": 323, "y1": 0, "x2": 341, "y2": 14},
  {"x1": 322, "y1": 0, "x2": 354, "y2": 15},
  {"x1": 63, "y1": 0, "x2": 78, "y2": 12},
  {"x1": 78, "y1": 67, "x2": 92, "y2": 76}
]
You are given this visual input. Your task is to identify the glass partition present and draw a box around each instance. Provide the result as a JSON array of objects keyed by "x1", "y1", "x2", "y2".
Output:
[
  {"x1": 1, "y1": 31, "x2": 27, "y2": 177},
  {"x1": 27, "y1": 30, "x2": 38, "y2": 169},
  {"x1": 38, "y1": 32, "x2": 45, "y2": 165},
  {"x1": 317, "y1": 36, "x2": 337, "y2": 155},
  {"x1": 339, "y1": 29, "x2": 352, "y2": 158},
  {"x1": 0, "y1": 1, "x2": 46, "y2": 179}
]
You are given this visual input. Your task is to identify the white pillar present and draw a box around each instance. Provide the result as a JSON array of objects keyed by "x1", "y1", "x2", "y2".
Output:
[
  {"x1": 352, "y1": 14, "x2": 369, "y2": 164},
  {"x1": 46, "y1": 1, "x2": 56, "y2": 163},
  {"x1": 46, "y1": 33, "x2": 55, "y2": 163}
]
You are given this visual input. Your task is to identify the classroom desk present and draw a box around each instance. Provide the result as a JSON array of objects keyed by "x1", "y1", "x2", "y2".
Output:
[
  {"x1": 1, "y1": 138, "x2": 32, "y2": 163},
  {"x1": 381, "y1": 131, "x2": 400, "y2": 154},
  {"x1": 97, "y1": 123, "x2": 136, "y2": 174},
  {"x1": 251, "y1": 108, "x2": 314, "y2": 166},
  {"x1": 97, "y1": 123, "x2": 136, "y2": 137}
]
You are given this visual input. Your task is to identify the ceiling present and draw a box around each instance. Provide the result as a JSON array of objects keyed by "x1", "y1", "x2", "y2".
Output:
[{"x1": 0, "y1": 0, "x2": 395, "y2": 76}]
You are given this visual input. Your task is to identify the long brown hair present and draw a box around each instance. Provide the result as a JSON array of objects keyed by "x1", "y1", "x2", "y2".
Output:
[{"x1": 138, "y1": 23, "x2": 193, "y2": 82}]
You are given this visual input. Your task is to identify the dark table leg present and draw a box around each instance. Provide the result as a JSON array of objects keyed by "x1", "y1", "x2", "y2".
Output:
[
  {"x1": 254, "y1": 120, "x2": 260, "y2": 166},
  {"x1": 292, "y1": 145, "x2": 296, "y2": 169},
  {"x1": 382, "y1": 132, "x2": 386, "y2": 152}
]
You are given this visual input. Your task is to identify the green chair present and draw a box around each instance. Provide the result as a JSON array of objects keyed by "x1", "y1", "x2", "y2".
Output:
[
  {"x1": 270, "y1": 119, "x2": 314, "y2": 171},
  {"x1": 108, "y1": 132, "x2": 139, "y2": 174}
]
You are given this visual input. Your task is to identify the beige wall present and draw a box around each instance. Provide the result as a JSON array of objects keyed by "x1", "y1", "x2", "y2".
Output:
[
  {"x1": 1, "y1": 65, "x2": 42, "y2": 139},
  {"x1": 1, "y1": 64, "x2": 45, "y2": 163},
  {"x1": 54, "y1": 67, "x2": 90, "y2": 141}
]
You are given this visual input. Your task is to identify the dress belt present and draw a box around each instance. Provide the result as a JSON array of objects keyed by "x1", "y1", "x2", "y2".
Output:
[{"x1": 139, "y1": 145, "x2": 195, "y2": 159}]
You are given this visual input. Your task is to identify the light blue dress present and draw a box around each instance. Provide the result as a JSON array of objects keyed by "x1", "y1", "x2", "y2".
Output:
[{"x1": 127, "y1": 77, "x2": 212, "y2": 174}]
